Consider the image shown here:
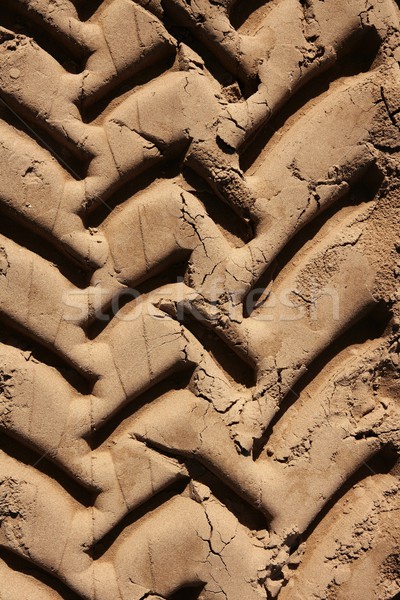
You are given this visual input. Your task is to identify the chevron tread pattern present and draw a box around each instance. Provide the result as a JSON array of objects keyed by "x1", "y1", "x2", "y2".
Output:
[{"x1": 0, "y1": 1, "x2": 399, "y2": 599}]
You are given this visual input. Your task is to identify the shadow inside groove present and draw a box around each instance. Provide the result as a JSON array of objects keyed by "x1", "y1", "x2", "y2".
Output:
[
  {"x1": 71, "y1": 0, "x2": 105, "y2": 21},
  {"x1": 0, "y1": 100, "x2": 89, "y2": 179},
  {"x1": 91, "y1": 479, "x2": 189, "y2": 559},
  {"x1": 0, "y1": 0, "x2": 85, "y2": 66},
  {"x1": 0, "y1": 314, "x2": 94, "y2": 391},
  {"x1": 178, "y1": 311, "x2": 256, "y2": 388},
  {"x1": 86, "y1": 148, "x2": 190, "y2": 226},
  {"x1": 89, "y1": 371, "x2": 194, "y2": 448},
  {"x1": 85, "y1": 261, "x2": 190, "y2": 339},
  {"x1": 0, "y1": 213, "x2": 92, "y2": 286},
  {"x1": 183, "y1": 167, "x2": 253, "y2": 245},
  {"x1": 230, "y1": 0, "x2": 271, "y2": 30},
  {"x1": 0, "y1": 430, "x2": 95, "y2": 506},
  {"x1": 239, "y1": 25, "x2": 382, "y2": 172},
  {"x1": 243, "y1": 161, "x2": 385, "y2": 318},
  {"x1": 252, "y1": 299, "x2": 394, "y2": 459},
  {"x1": 161, "y1": 4, "x2": 253, "y2": 96},
  {"x1": 82, "y1": 51, "x2": 177, "y2": 119},
  {"x1": 186, "y1": 461, "x2": 269, "y2": 531},
  {"x1": 170, "y1": 584, "x2": 206, "y2": 599},
  {"x1": 0, "y1": 547, "x2": 83, "y2": 600},
  {"x1": 290, "y1": 443, "x2": 398, "y2": 551},
  {"x1": 0, "y1": 325, "x2": 91, "y2": 398}
]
